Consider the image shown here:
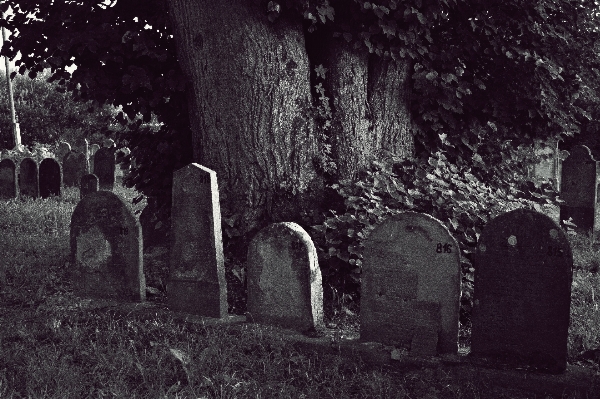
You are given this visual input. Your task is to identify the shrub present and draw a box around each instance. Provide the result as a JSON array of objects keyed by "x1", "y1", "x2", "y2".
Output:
[{"x1": 311, "y1": 150, "x2": 560, "y2": 322}]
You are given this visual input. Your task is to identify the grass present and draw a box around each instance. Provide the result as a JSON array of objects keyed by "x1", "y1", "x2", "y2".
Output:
[{"x1": 0, "y1": 185, "x2": 598, "y2": 398}]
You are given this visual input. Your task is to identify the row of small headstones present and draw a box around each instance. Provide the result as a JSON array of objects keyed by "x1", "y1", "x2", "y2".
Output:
[
  {"x1": 0, "y1": 141, "x2": 118, "y2": 200},
  {"x1": 70, "y1": 163, "x2": 573, "y2": 374}
]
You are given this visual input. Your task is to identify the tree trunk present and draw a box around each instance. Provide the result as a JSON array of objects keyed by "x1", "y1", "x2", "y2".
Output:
[
  {"x1": 321, "y1": 39, "x2": 414, "y2": 179},
  {"x1": 368, "y1": 55, "x2": 414, "y2": 160},
  {"x1": 167, "y1": 0, "x2": 318, "y2": 233},
  {"x1": 323, "y1": 37, "x2": 371, "y2": 179}
]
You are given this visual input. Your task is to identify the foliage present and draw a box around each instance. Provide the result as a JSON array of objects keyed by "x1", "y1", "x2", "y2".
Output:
[
  {"x1": 0, "y1": 0, "x2": 193, "y2": 218},
  {"x1": 0, "y1": 70, "x2": 118, "y2": 148},
  {"x1": 311, "y1": 151, "x2": 560, "y2": 316},
  {"x1": 284, "y1": 0, "x2": 600, "y2": 181}
]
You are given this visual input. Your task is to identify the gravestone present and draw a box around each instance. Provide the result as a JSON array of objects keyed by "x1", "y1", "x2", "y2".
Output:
[
  {"x1": 55, "y1": 141, "x2": 71, "y2": 162},
  {"x1": 89, "y1": 143, "x2": 100, "y2": 172},
  {"x1": 560, "y1": 145, "x2": 598, "y2": 232},
  {"x1": 18, "y1": 157, "x2": 39, "y2": 199},
  {"x1": 80, "y1": 174, "x2": 99, "y2": 199},
  {"x1": 247, "y1": 223, "x2": 324, "y2": 332},
  {"x1": 103, "y1": 138, "x2": 115, "y2": 148},
  {"x1": 471, "y1": 208, "x2": 573, "y2": 374},
  {"x1": 62, "y1": 151, "x2": 86, "y2": 187},
  {"x1": 360, "y1": 212, "x2": 461, "y2": 355},
  {"x1": 70, "y1": 190, "x2": 145, "y2": 301},
  {"x1": 167, "y1": 163, "x2": 227, "y2": 318},
  {"x1": 39, "y1": 158, "x2": 61, "y2": 198},
  {"x1": 0, "y1": 158, "x2": 17, "y2": 199},
  {"x1": 93, "y1": 147, "x2": 116, "y2": 191}
]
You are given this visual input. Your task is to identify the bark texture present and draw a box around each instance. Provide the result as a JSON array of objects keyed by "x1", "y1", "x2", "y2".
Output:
[
  {"x1": 323, "y1": 38, "x2": 371, "y2": 179},
  {"x1": 322, "y1": 38, "x2": 414, "y2": 179},
  {"x1": 368, "y1": 56, "x2": 414, "y2": 160},
  {"x1": 168, "y1": 0, "x2": 317, "y2": 232}
]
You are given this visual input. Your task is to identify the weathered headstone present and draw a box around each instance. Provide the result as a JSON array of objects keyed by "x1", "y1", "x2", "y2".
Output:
[
  {"x1": 0, "y1": 158, "x2": 17, "y2": 199},
  {"x1": 55, "y1": 141, "x2": 71, "y2": 162},
  {"x1": 247, "y1": 222, "x2": 324, "y2": 332},
  {"x1": 93, "y1": 147, "x2": 116, "y2": 191},
  {"x1": 471, "y1": 208, "x2": 573, "y2": 374},
  {"x1": 80, "y1": 174, "x2": 99, "y2": 199},
  {"x1": 39, "y1": 158, "x2": 61, "y2": 198},
  {"x1": 62, "y1": 151, "x2": 86, "y2": 187},
  {"x1": 560, "y1": 145, "x2": 598, "y2": 232},
  {"x1": 89, "y1": 143, "x2": 100, "y2": 172},
  {"x1": 360, "y1": 212, "x2": 461, "y2": 355},
  {"x1": 70, "y1": 190, "x2": 145, "y2": 301},
  {"x1": 18, "y1": 157, "x2": 39, "y2": 199},
  {"x1": 167, "y1": 163, "x2": 227, "y2": 318},
  {"x1": 103, "y1": 138, "x2": 115, "y2": 148}
]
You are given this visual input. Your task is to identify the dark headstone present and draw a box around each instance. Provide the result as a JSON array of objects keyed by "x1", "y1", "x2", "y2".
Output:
[
  {"x1": 471, "y1": 208, "x2": 573, "y2": 374},
  {"x1": 19, "y1": 157, "x2": 39, "y2": 199},
  {"x1": 39, "y1": 158, "x2": 61, "y2": 198},
  {"x1": 560, "y1": 145, "x2": 598, "y2": 232},
  {"x1": 80, "y1": 174, "x2": 99, "y2": 199},
  {"x1": 247, "y1": 222, "x2": 324, "y2": 332},
  {"x1": 167, "y1": 163, "x2": 227, "y2": 318},
  {"x1": 360, "y1": 212, "x2": 461, "y2": 355},
  {"x1": 63, "y1": 151, "x2": 86, "y2": 187},
  {"x1": 70, "y1": 190, "x2": 145, "y2": 301},
  {"x1": 0, "y1": 158, "x2": 17, "y2": 199},
  {"x1": 93, "y1": 147, "x2": 116, "y2": 191}
]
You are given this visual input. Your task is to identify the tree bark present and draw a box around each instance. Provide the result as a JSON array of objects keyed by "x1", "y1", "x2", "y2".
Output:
[
  {"x1": 368, "y1": 55, "x2": 414, "y2": 160},
  {"x1": 167, "y1": 0, "x2": 317, "y2": 233},
  {"x1": 322, "y1": 37, "x2": 371, "y2": 179}
]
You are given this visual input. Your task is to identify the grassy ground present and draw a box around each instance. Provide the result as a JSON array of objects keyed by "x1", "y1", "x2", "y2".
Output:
[{"x1": 0, "y1": 184, "x2": 598, "y2": 398}]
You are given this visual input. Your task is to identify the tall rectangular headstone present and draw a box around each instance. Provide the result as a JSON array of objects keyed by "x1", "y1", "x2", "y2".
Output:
[
  {"x1": 19, "y1": 157, "x2": 39, "y2": 199},
  {"x1": 360, "y1": 212, "x2": 461, "y2": 355},
  {"x1": 471, "y1": 208, "x2": 572, "y2": 374},
  {"x1": 247, "y1": 222, "x2": 323, "y2": 332},
  {"x1": 93, "y1": 147, "x2": 116, "y2": 191},
  {"x1": 0, "y1": 158, "x2": 17, "y2": 199},
  {"x1": 167, "y1": 163, "x2": 227, "y2": 318},
  {"x1": 560, "y1": 145, "x2": 598, "y2": 232},
  {"x1": 70, "y1": 190, "x2": 145, "y2": 301},
  {"x1": 39, "y1": 158, "x2": 62, "y2": 198}
]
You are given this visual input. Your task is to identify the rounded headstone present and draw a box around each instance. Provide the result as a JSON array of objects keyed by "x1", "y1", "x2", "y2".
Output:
[
  {"x1": 70, "y1": 190, "x2": 145, "y2": 301},
  {"x1": 0, "y1": 158, "x2": 17, "y2": 199},
  {"x1": 19, "y1": 157, "x2": 39, "y2": 199},
  {"x1": 103, "y1": 138, "x2": 115, "y2": 148},
  {"x1": 80, "y1": 173, "x2": 99, "y2": 199},
  {"x1": 360, "y1": 212, "x2": 461, "y2": 355},
  {"x1": 62, "y1": 151, "x2": 87, "y2": 187},
  {"x1": 471, "y1": 208, "x2": 573, "y2": 373},
  {"x1": 55, "y1": 141, "x2": 71, "y2": 162},
  {"x1": 39, "y1": 158, "x2": 61, "y2": 198},
  {"x1": 247, "y1": 222, "x2": 324, "y2": 332}
]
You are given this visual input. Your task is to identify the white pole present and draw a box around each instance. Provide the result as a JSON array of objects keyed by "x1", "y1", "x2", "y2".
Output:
[{"x1": 1, "y1": 21, "x2": 19, "y2": 150}]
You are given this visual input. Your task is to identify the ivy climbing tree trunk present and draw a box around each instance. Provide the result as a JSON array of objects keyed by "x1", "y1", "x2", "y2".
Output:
[{"x1": 167, "y1": 0, "x2": 319, "y2": 234}]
